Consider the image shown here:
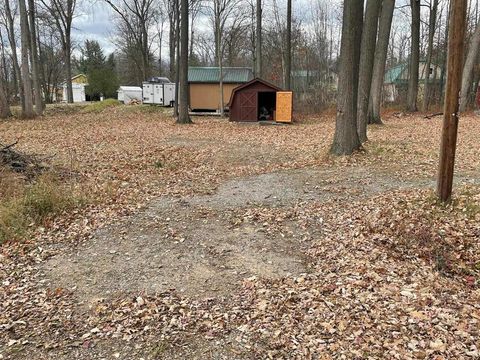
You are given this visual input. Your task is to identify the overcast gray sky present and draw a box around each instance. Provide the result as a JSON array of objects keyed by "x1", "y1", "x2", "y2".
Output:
[
  {"x1": 72, "y1": 0, "x2": 414, "y2": 58},
  {"x1": 72, "y1": 0, "x2": 344, "y2": 56},
  {"x1": 73, "y1": 2, "x2": 116, "y2": 54}
]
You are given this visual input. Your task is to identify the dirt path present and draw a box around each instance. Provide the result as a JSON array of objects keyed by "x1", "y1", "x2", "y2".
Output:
[{"x1": 44, "y1": 165, "x2": 479, "y2": 306}]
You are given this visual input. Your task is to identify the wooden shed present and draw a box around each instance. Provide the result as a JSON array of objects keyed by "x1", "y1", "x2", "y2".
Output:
[
  {"x1": 229, "y1": 78, "x2": 293, "y2": 122},
  {"x1": 188, "y1": 67, "x2": 253, "y2": 112}
]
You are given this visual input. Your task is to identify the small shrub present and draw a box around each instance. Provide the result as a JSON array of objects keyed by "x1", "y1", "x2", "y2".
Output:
[
  {"x1": 0, "y1": 202, "x2": 29, "y2": 243},
  {"x1": 0, "y1": 174, "x2": 85, "y2": 243},
  {"x1": 22, "y1": 176, "x2": 76, "y2": 222},
  {"x1": 0, "y1": 169, "x2": 24, "y2": 199}
]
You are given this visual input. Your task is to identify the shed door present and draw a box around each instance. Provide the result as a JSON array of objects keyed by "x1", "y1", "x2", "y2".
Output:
[
  {"x1": 276, "y1": 91, "x2": 293, "y2": 123},
  {"x1": 239, "y1": 91, "x2": 257, "y2": 121}
]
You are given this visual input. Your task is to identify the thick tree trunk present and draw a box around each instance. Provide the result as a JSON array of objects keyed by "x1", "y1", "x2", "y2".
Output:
[
  {"x1": 19, "y1": 0, "x2": 35, "y2": 118},
  {"x1": 368, "y1": 0, "x2": 396, "y2": 125},
  {"x1": 423, "y1": 0, "x2": 439, "y2": 112},
  {"x1": 331, "y1": 0, "x2": 364, "y2": 156},
  {"x1": 459, "y1": 19, "x2": 480, "y2": 111},
  {"x1": 28, "y1": 0, "x2": 44, "y2": 115},
  {"x1": 285, "y1": 0, "x2": 292, "y2": 90},
  {"x1": 177, "y1": 0, "x2": 191, "y2": 124},
  {"x1": 357, "y1": 0, "x2": 382, "y2": 143},
  {"x1": 5, "y1": 0, "x2": 25, "y2": 112},
  {"x1": 255, "y1": 0, "x2": 262, "y2": 78},
  {"x1": 437, "y1": 0, "x2": 467, "y2": 202},
  {"x1": 407, "y1": 0, "x2": 420, "y2": 112}
]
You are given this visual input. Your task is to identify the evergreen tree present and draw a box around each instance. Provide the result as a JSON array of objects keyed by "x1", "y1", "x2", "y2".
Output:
[{"x1": 77, "y1": 40, "x2": 119, "y2": 99}]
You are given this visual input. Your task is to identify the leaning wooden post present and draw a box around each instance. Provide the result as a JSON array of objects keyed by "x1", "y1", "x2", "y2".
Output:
[{"x1": 437, "y1": 0, "x2": 467, "y2": 202}]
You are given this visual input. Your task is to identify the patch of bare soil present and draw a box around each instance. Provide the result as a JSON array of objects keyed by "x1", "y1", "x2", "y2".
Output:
[
  {"x1": 43, "y1": 165, "x2": 474, "y2": 306},
  {"x1": 45, "y1": 193, "x2": 309, "y2": 304}
]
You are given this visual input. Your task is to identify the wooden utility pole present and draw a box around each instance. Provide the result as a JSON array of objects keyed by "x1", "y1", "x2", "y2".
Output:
[{"x1": 437, "y1": 0, "x2": 467, "y2": 202}]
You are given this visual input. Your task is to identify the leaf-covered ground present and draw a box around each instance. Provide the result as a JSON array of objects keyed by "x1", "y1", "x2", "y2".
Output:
[{"x1": 0, "y1": 107, "x2": 479, "y2": 359}]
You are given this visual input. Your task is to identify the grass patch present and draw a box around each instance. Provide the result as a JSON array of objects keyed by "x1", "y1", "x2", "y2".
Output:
[
  {"x1": 0, "y1": 173, "x2": 86, "y2": 244},
  {"x1": 366, "y1": 142, "x2": 393, "y2": 156},
  {"x1": 126, "y1": 104, "x2": 167, "y2": 114},
  {"x1": 82, "y1": 99, "x2": 121, "y2": 113},
  {"x1": 44, "y1": 103, "x2": 87, "y2": 116}
]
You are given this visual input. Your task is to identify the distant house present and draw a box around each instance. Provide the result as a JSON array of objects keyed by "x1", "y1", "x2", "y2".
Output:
[
  {"x1": 57, "y1": 74, "x2": 88, "y2": 103},
  {"x1": 292, "y1": 69, "x2": 338, "y2": 91},
  {"x1": 188, "y1": 67, "x2": 253, "y2": 112},
  {"x1": 384, "y1": 61, "x2": 443, "y2": 103}
]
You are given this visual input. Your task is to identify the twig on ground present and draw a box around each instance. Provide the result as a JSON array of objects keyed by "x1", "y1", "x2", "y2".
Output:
[{"x1": 424, "y1": 112, "x2": 443, "y2": 119}]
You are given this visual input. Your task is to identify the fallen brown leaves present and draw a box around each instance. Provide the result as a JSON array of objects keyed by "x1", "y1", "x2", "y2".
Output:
[
  {"x1": 226, "y1": 188, "x2": 480, "y2": 358},
  {"x1": 0, "y1": 107, "x2": 479, "y2": 358}
]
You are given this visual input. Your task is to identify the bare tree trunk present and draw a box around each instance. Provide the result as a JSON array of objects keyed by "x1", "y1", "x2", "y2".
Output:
[
  {"x1": 5, "y1": 0, "x2": 25, "y2": 112},
  {"x1": 142, "y1": 26, "x2": 149, "y2": 80},
  {"x1": 0, "y1": 70, "x2": 11, "y2": 119},
  {"x1": 285, "y1": 0, "x2": 292, "y2": 90},
  {"x1": 357, "y1": 0, "x2": 382, "y2": 143},
  {"x1": 331, "y1": 0, "x2": 364, "y2": 156},
  {"x1": 189, "y1": 18, "x2": 195, "y2": 60},
  {"x1": 255, "y1": 0, "x2": 262, "y2": 78},
  {"x1": 423, "y1": 0, "x2": 439, "y2": 112},
  {"x1": 65, "y1": 41, "x2": 73, "y2": 103},
  {"x1": 177, "y1": 0, "x2": 191, "y2": 124},
  {"x1": 40, "y1": 0, "x2": 76, "y2": 103},
  {"x1": 174, "y1": 0, "x2": 180, "y2": 116},
  {"x1": 19, "y1": 0, "x2": 35, "y2": 118},
  {"x1": 440, "y1": 5, "x2": 450, "y2": 101},
  {"x1": 437, "y1": 0, "x2": 467, "y2": 202},
  {"x1": 0, "y1": 29, "x2": 11, "y2": 116},
  {"x1": 368, "y1": 0, "x2": 395, "y2": 125},
  {"x1": 460, "y1": 19, "x2": 480, "y2": 111},
  {"x1": 169, "y1": 0, "x2": 177, "y2": 80},
  {"x1": 158, "y1": 21, "x2": 164, "y2": 76},
  {"x1": 407, "y1": 0, "x2": 420, "y2": 112},
  {"x1": 28, "y1": 0, "x2": 44, "y2": 115},
  {"x1": 217, "y1": 21, "x2": 225, "y2": 116}
]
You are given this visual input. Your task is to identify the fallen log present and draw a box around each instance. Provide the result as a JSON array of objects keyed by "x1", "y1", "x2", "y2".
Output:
[{"x1": 424, "y1": 112, "x2": 443, "y2": 119}]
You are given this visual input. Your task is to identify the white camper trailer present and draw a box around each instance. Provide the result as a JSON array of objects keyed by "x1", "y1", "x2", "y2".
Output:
[
  {"x1": 142, "y1": 78, "x2": 176, "y2": 106},
  {"x1": 117, "y1": 86, "x2": 143, "y2": 104}
]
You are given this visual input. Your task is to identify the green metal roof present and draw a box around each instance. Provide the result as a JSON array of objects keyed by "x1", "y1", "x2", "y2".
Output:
[{"x1": 188, "y1": 67, "x2": 253, "y2": 83}]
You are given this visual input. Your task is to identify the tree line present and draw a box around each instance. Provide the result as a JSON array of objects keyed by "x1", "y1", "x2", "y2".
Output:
[{"x1": 1, "y1": 0, "x2": 480, "y2": 123}]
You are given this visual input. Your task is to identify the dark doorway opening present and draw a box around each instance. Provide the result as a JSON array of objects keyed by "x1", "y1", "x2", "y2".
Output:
[{"x1": 258, "y1": 92, "x2": 276, "y2": 121}]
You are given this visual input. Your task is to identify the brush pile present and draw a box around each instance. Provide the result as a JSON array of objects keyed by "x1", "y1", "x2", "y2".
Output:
[{"x1": 0, "y1": 141, "x2": 47, "y2": 178}]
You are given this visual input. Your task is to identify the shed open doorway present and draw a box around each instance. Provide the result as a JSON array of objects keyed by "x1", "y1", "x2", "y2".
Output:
[
  {"x1": 230, "y1": 78, "x2": 292, "y2": 122},
  {"x1": 258, "y1": 92, "x2": 277, "y2": 121}
]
